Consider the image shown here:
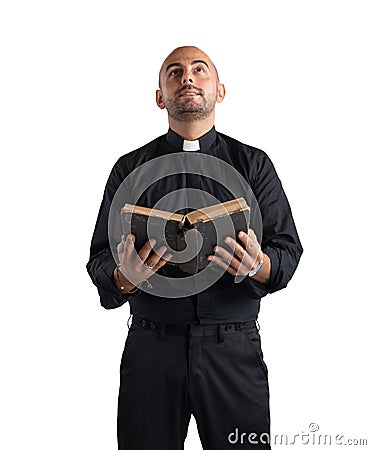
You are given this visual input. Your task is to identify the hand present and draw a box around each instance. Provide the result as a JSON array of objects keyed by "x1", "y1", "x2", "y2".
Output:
[
  {"x1": 116, "y1": 234, "x2": 173, "y2": 288},
  {"x1": 207, "y1": 229, "x2": 263, "y2": 278}
]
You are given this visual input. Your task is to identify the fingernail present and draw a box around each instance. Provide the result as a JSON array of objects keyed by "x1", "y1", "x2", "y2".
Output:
[
  {"x1": 149, "y1": 238, "x2": 156, "y2": 246},
  {"x1": 224, "y1": 237, "x2": 231, "y2": 243},
  {"x1": 238, "y1": 231, "x2": 244, "y2": 237},
  {"x1": 165, "y1": 253, "x2": 173, "y2": 259}
]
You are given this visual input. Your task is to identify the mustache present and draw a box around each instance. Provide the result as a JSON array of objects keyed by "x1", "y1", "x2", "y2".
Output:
[{"x1": 176, "y1": 84, "x2": 204, "y2": 97}]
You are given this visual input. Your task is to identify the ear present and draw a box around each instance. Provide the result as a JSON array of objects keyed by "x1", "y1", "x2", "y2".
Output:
[
  {"x1": 156, "y1": 89, "x2": 166, "y2": 109},
  {"x1": 216, "y1": 83, "x2": 226, "y2": 103}
]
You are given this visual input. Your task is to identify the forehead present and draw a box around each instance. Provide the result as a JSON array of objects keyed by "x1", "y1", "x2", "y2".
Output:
[{"x1": 160, "y1": 47, "x2": 213, "y2": 74}]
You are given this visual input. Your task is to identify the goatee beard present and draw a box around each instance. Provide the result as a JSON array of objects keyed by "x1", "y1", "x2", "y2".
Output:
[
  {"x1": 164, "y1": 87, "x2": 217, "y2": 122},
  {"x1": 167, "y1": 100, "x2": 215, "y2": 122}
]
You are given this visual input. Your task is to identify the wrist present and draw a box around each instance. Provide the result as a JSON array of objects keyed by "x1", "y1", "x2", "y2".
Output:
[
  {"x1": 249, "y1": 252, "x2": 271, "y2": 284},
  {"x1": 248, "y1": 252, "x2": 264, "y2": 278},
  {"x1": 114, "y1": 266, "x2": 139, "y2": 294}
]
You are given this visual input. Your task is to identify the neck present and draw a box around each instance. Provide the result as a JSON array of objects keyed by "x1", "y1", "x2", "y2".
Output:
[{"x1": 168, "y1": 113, "x2": 215, "y2": 141}]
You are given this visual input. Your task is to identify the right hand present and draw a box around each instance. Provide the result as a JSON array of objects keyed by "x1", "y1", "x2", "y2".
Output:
[{"x1": 116, "y1": 233, "x2": 173, "y2": 288}]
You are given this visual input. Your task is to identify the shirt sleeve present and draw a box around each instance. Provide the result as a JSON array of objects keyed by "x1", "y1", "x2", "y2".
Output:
[
  {"x1": 238, "y1": 149, "x2": 303, "y2": 296},
  {"x1": 86, "y1": 157, "x2": 140, "y2": 309}
]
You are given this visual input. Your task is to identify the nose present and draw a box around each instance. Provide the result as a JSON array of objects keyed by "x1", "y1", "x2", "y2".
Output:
[{"x1": 182, "y1": 69, "x2": 193, "y2": 84}]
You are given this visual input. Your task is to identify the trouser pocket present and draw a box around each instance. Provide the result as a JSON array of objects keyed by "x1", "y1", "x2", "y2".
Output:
[{"x1": 244, "y1": 329, "x2": 269, "y2": 378}]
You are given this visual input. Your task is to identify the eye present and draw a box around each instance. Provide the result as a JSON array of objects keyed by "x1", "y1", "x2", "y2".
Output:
[
  {"x1": 169, "y1": 69, "x2": 181, "y2": 77},
  {"x1": 194, "y1": 66, "x2": 206, "y2": 73}
]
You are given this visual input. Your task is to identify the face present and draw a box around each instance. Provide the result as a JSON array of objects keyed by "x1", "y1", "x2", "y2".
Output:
[{"x1": 156, "y1": 46, "x2": 225, "y2": 122}]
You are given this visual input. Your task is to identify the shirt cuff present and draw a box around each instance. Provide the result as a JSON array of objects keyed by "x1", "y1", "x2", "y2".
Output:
[
  {"x1": 263, "y1": 246, "x2": 282, "y2": 293},
  {"x1": 233, "y1": 273, "x2": 270, "y2": 299}
]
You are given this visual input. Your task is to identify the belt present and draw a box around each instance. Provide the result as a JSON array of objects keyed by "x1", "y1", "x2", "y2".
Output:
[{"x1": 131, "y1": 315, "x2": 257, "y2": 338}]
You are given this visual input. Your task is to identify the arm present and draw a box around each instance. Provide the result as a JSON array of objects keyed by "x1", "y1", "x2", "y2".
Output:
[
  {"x1": 86, "y1": 158, "x2": 140, "y2": 309},
  {"x1": 251, "y1": 150, "x2": 303, "y2": 294},
  {"x1": 208, "y1": 150, "x2": 303, "y2": 298},
  {"x1": 86, "y1": 158, "x2": 173, "y2": 308}
]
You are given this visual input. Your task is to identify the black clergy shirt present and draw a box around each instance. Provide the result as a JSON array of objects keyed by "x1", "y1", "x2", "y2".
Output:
[{"x1": 86, "y1": 127, "x2": 303, "y2": 325}]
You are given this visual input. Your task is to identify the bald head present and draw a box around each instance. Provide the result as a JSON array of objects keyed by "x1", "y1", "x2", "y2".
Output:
[
  {"x1": 158, "y1": 46, "x2": 219, "y2": 88},
  {"x1": 156, "y1": 45, "x2": 225, "y2": 128}
]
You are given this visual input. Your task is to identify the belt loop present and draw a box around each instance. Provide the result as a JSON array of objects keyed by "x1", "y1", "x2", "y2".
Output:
[
  {"x1": 255, "y1": 319, "x2": 260, "y2": 332},
  {"x1": 217, "y1": 324, "x2": 225, "y2": 344},
  {"x1": 157, "y1": 323, "x2": 167, "y2": 341}
]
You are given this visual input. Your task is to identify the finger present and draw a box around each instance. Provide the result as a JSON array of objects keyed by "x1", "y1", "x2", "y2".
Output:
[
  {"x1": 238, "y1": 229, "x2": 259, "y2": 248},
  {"x1": 237, "y1": 230, "x2": 248, "y2": 246},
  {"x1": 137, "y1": 238, "x2": 157, "y2": 263},
  {"x1": 248, "y1": 228, "x2": 257, "y2": 241},
  {"x1": 225, "y1": 234, "x2": 251, "y2": 256},
  {"x1": 236, "y1": 230, "x2": 261, "y2": 265},
  {"x1": 223, "y1": 236, "x2": 247, "y2": 261},
  {"x1": 117, "y1": 234, "x2": 126, "y2": 259},
  {"x1": 207, "y1": 254, "x2": 237, "y2": 277},
  {"x1": 213, "y1": 244, "x2": 244, "y2": 273},
  {"x1": 122, "y1": 233, "x2": 137, "y2": 266},
  {"x1": 209, "y1": 251, "x2": 250, "y2": 277},
  {"x1": 142, "y1": 245, "x2": 168, "y2": 271},
  {"x1": 150, "y1": 252, "x2": 173, "y2": 273},
  {"x1": 216, "y1": 242, "x2": 257, "y2": 274}
]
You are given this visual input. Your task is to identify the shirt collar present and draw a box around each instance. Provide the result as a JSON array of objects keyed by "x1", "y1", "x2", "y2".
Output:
[
  {"x1": 183, "y1": 139, "x2": 200, "y2": 151},
  {"x1": 166, "y1": 126, "x2": 217, "y2": 152}
]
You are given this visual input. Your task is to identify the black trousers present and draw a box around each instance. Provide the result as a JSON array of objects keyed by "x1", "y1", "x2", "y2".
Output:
[{"x1": 117, "y1": 317, "x2": 271, "y2": 449}]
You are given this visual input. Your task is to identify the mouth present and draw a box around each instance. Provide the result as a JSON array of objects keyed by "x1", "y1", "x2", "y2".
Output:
[
  {"x1": 178, "y1": 89, "x2": 202, "y2": 98},
  {"x1": 180, "y1": 92, "x2": 199, "y2": 97}
]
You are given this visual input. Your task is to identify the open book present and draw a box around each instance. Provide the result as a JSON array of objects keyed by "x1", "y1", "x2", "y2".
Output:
[{"x1": 121, "y1": 197, "x2": 250, "y2": 274}]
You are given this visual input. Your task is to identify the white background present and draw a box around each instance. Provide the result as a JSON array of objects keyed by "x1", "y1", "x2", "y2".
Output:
[{"x1": 1, "y1": 1, "x2": 370, "y2": 448}]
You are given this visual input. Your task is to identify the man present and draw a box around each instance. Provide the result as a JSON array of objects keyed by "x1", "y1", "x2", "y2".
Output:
[{"x1": 87, "y1": 46, "x2": 303, "y2": 450}]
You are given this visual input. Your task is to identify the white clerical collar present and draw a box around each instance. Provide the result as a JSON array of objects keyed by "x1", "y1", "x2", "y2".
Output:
[{"x1": 182, "y1": 139, "x2": 200, "y2": 151}]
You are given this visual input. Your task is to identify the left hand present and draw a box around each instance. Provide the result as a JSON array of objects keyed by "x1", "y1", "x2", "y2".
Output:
[{"x1": 207, "y1": 228, "x2": 263, "y2": 277}]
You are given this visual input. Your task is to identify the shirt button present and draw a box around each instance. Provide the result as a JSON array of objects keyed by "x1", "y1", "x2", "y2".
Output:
[
  {"x1": 150, "y1": 322, "x2": 157, "y2": 330},
  {"x1": 141, "y1": 319, "x2": 148, "y2": 328},
  {"x1": 225, "y1": 324, "x2": 233, "y2": 331}
]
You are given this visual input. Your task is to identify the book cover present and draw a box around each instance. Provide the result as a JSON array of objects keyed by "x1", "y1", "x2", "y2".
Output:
[{"x1": 121, "y1": 198, "x2": 250, "y2": 274}]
